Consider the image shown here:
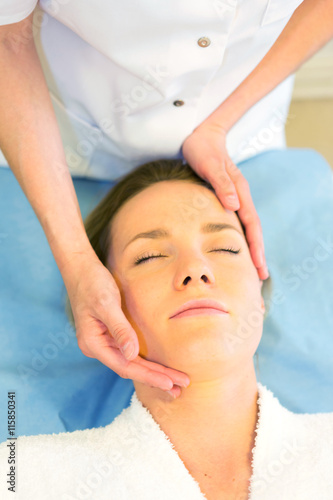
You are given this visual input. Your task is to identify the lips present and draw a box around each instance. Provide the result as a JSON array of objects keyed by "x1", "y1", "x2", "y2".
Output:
[{"x1": 170, "y1": 299, "x2": 229, "y2": 319}]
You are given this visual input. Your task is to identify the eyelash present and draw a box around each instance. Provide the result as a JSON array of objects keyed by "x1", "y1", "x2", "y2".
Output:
[{"x1": 134, "y1": 247, "x2": 241, "y2": 265}]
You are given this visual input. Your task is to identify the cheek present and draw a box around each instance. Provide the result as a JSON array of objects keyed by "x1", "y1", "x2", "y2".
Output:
[
  {"x1": 220, "y1": 262, "x2": 262, "y2": 325},
  {"x1": 232, "y1": 271, "x2": 262, "y2": 316},
  {"x1": 119, "y1": 277, "x2": 164, "y2": 331},
  {"x1": 120, "y1": 277, "x2": 170, "y2": 361},
  {"x1": 216, "y1": 257, "x2": 255, "y2": 298},
  {"x1": 231, "y1": 280, "x2": 263, "y2": 352}
]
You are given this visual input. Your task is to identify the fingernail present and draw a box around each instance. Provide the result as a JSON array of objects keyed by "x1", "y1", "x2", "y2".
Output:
[
  {"x1": 122, "y1": 342, "x2": 135, "y2": 359},
  {"x1": 227, "y1": 194, "x2": 239, "y2": 204},
  {"x1": 181, "y1": 380, "x2": 190, "y2": 388},
  {"x1": 166, "y1": 390, "x2": 176, "y2": 398}
]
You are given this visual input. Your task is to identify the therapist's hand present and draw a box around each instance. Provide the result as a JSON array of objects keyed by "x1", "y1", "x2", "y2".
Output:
[
  {"x1": 182, "y1": 122, "x2": 269, "y2": 280},
  {"x1": 63, "y1": 253, "x2": 190, "y2": 398}
]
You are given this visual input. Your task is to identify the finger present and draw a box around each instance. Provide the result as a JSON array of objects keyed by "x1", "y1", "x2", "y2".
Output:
[
  {"x1": 83, "y1": 327, "x2": 191, "y2": 390},
  {"x1": 97, "y1": 303, "x2": 140, "y2": 360},
  {"x1": 225, "y1": 166, "x2": 267, "y2": 272},
  {"x1": 133, "y1": 356, "x2": 190, "y2": 388},
  {"x1": 239, "y1": 205, "x2": 264, "y2": 270},
  {"x1": 203, "y1": 159, "x2": 266, "y2": 274},
  {"x1": 166, "y1": 385, "x2": 182, "y2": 399},
  {"x1": 204, "y1": 158, "x2": 240, "y2": 211},
  {"x1": 257, "y1": 264, "x2": 270, "y2": 281},
  {"x1": 123, "y1": 358, "x2": 188, "y2": 392},
  {"x1": 92, "y1": 345, "x2": 178, "y2": 391}
]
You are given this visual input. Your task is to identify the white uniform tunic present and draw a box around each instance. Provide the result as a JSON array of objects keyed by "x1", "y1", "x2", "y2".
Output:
[{"x1": 0, "y1": 0, "x2": 304, "y2": 180}]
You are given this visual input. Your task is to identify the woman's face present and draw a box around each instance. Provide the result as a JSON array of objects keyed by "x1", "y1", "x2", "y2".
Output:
[{"x1": 108, "y1": 180, "x2": 264, "y2": 378}]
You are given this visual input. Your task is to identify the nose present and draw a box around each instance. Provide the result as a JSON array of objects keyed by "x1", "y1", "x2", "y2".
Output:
[{"x1": 174, "y1": 258, "x2": 216, "y2": 289}]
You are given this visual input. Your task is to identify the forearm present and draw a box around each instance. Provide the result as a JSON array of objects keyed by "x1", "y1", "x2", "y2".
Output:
[
  {"x1": 203, "y1": 0, "x2": 333, "y2": 132},
  {"x1": 0, "y1": 16, "x2": 94, "y2": 279}
]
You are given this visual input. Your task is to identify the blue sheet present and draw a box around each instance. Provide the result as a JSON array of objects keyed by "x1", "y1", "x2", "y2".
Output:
[{"x1": 1, "y1": 147, "x2": 332, "y2": 442}]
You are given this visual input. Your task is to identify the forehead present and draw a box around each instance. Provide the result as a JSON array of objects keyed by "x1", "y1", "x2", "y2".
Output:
[{"x1": 111, "y1": 180, "x2": 243, "y2": 241}]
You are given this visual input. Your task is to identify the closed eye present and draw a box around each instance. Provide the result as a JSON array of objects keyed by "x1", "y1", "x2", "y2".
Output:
[
  {"x1": 134, "y1": 247, "x2": 240, "y2": 265},
  {"x1": 134, "y1": 252, "x2": 166, "y2": 265},
  {"x1": 210, "y1": 247, "x2": 240, "y2": 255}
]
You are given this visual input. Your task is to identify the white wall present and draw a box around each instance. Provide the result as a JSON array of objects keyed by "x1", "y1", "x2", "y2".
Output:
[{"x1": 292, "y1": 39, "x2": 333, "y2": 100}]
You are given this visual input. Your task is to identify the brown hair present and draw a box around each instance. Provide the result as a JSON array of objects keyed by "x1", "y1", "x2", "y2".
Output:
[{"x1": 65, "y1": 158, "x2": 258, "y2": 326}]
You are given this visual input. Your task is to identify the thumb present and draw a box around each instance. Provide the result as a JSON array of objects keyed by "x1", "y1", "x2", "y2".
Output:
[
  {"x1": 209, "y1": 164, "x2": 240, "y2": 210},
  {"x1": 104, "y1": 306, "x2": 139, "y2": 360}
]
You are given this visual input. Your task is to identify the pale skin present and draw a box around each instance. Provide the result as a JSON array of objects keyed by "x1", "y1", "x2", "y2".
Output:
[
  {"x1": 107, "y1": 180, "x2": 265, "y2": 499},
  {"x1": 1, "y1": 0, "x2": 332, "y2": 393}
]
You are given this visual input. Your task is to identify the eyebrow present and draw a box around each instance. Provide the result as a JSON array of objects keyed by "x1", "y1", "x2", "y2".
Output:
[{"x1": 123, "y1": 222, "x2": 243, "y2": 252}]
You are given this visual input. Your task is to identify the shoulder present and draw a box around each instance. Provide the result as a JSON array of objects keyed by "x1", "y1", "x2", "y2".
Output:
[
  {"x1": 258, "y1": 382, "x2": 333, "y2": 441},
  {"x1": 1, "y1": 420, "x2": 114, "y2": 452},
  {"x1": 253, "y1": 383, "x2": 333, "y2": 497},
  {"x1": 0, "y1": 401, "x2": 138, "y2": 499},
  {"x1": 0, "y1": 391, "x2": 157, "y2": 463},
  {"x1": 0, "y1": 398, "x2": 136, "y2": 457}
]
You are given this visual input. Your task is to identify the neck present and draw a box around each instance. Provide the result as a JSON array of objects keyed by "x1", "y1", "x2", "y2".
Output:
[{"x1": 134, "y1": 361, "x2": 259, "y2": 473}]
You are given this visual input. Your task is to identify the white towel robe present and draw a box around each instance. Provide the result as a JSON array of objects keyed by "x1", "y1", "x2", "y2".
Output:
[
  {"x1": 0, "y1": 0, "x2": 304, "y2": 180},
  {"x1": 0, "y1": 383, "x2": 332, "y2": 499}
]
